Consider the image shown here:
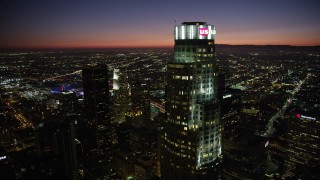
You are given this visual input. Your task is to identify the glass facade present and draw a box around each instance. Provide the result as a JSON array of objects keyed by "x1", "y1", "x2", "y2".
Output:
[
  {"x1": 161, "y1": 22, "x2": 221, "y2": 180},
  {"x1": 283, "y1": 113, "x2": 320, "y2": 178},
  {"x1": 82, "y1": 65, "x2": 112, "y2": 166}
]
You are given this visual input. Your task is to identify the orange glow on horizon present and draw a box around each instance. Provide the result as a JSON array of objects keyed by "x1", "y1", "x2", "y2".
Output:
[
  {"x1": 1, "y1": 33, "x2": 319, "y2": 49},
  {"x1": 2, "y1": 42, "x2": 319, "y2": 49}
]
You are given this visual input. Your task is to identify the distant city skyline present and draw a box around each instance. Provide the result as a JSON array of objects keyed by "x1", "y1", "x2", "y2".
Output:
[{"x1": 1, "y1": 0, "x2": 320, "y2": 49}]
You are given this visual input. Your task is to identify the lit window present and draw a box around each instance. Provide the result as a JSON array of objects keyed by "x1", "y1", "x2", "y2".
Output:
[{"x1": 182, "y1": 76, "x2": 188, "y2": 80}]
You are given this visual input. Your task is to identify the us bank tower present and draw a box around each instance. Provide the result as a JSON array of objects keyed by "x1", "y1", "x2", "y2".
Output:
[{"x1": 160, "y1": 22, "x2": 222, "y2": 179}]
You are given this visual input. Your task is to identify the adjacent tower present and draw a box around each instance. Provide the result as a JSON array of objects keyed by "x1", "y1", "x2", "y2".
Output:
[
  {"x1": 161, "y1": 22, "x2": 222, "y2": 179},
  {"x1": 283, "y1": 112, "x2": 320, "y2": 178},
  {"x1": 82, "y1": 65, "x2": 112, "y2": 165}
]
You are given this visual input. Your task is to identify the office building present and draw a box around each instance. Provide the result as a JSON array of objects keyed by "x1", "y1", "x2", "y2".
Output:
[
  {"x1": 110, "y1": 68, "x2": 130, "y2": 124},
  {"x1": 283, "y1": 111, "x2": 320, "y2": 179},
  {"x1": 82, "y1": 65, "x2": 111, "y2": 163},
  {"x1": 131, "y1": 81, "x2": 151, "y2": 124},
  {"x1": 220, "y1": 88, "x2": 242, "y2": 138},
  {"x1": 35, "y1": 119, "x2": 79, "y2": 179},
  {"x1": 161, "y1": 22, "x2": 222, "y2": 179}
]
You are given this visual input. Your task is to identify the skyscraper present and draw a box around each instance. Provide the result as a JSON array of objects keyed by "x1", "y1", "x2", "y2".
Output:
[
  {"x1": 82, "y1": 65, "x2": 111, "y2": 164},
  {"x1": 161, "y1": 22, "x2": 222, "y2": 179},
  {"x1": 283, "y1": 111, "x2": 320, "y2": 178},
  {"x1": 131, "y1": 81, "x2": 151, "y2": 125},
  {"x1": 35, "y1": 119, "x2": 79, "y2": 179},
  {"x1": 110, "y1": 68, "x2": 130, "y2": 124}
]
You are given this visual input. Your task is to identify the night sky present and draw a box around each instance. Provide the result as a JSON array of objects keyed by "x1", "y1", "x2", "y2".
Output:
[{"x1": 1, "y1": 0, "x2": 320, "y2": 48}]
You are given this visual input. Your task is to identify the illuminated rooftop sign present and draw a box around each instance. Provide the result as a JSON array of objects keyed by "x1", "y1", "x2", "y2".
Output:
[
  {"x1": 296, "y1": 113, "x2": 316, "y2": 121},
  {"x1": 199, "y1": 28, "x2": 216, "y2": 36},
  {"x1": 174, "y1": 23, "x2": 216, "y2": 40},
  {"x1": 223, "y1": 94, "x2": 232, "y2": 99}
]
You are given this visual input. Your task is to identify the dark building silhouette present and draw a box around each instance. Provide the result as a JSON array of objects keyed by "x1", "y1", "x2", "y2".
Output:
[
  {"x1": 113, "y1": 121, "x2": 159, "y2": 179},
  {"x1": 56, "y1": 91, "x2": 79, "y2": 115},
  {"x1": 0, "y1": 148, "x2": 15, "y2": 179},
  {"x1": 220, "y1": 88, "x2": 242, "y2": 138},
  {"x1": 131, "y1": 81, "x2": 151, "y2": 125},
  {"x1": 35, "y1": 119, "x2": 79, "y2": 179},
  {"x1": 222, "y1": 126, "x2": 266, "y2": 179},
  {"x1": 82, "y1": 64, "x2": 112, "y2": 164},
  {"x1": 161, "y1": 22, "x2": 222, "y2": 179}
]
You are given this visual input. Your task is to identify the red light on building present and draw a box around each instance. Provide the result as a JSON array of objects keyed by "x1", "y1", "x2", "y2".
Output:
[{"x1": 296, "y1": 113, "x2": 301, "y2": 119}]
